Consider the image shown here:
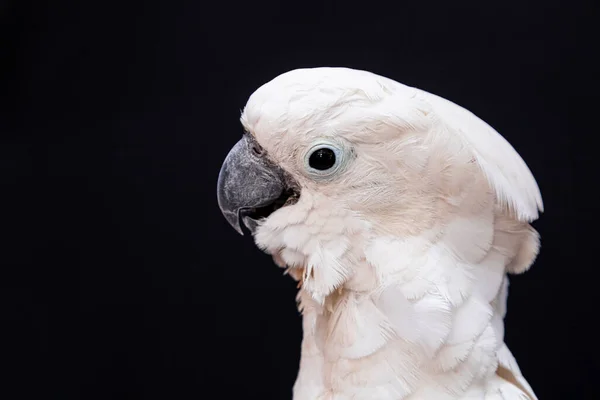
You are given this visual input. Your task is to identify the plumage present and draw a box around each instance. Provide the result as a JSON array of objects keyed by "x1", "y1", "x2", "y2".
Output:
[{"x1": 219, "y1": 67, "x2": 543, "y2": 399}]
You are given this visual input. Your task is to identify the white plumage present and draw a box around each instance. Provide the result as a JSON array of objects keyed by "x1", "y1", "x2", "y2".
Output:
[{"x1": 239, "y1": 67, "x2": 542, "y2": 399}]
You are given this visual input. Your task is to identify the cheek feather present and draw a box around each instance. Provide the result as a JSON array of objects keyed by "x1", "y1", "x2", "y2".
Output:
[{"x1": 254, "y1": 193, "x2": 372, "y2": 303}]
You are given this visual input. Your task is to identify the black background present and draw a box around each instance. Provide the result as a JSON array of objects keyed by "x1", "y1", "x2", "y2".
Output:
[{"x1": 1, "y1": 0, "x2": 597, "y2": 399}]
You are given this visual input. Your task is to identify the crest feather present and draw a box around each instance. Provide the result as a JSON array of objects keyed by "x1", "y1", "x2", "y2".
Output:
[{"x1": 419, "y1": 89, "x2": 543, "y2": 222}]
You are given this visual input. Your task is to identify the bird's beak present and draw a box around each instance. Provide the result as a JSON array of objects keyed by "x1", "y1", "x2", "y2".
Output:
[{"x1": 217, "y1": 136, "x2": 288, "y2": 235}]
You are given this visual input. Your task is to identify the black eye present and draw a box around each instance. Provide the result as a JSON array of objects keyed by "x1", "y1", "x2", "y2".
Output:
[{"x1": 308, "y1": 148, "x2": 336, "y2": 170}]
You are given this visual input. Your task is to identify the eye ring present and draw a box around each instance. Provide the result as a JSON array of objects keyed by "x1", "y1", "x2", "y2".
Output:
[{"x1": 303, "y1": 142, "x2": 345, "y2": 178}]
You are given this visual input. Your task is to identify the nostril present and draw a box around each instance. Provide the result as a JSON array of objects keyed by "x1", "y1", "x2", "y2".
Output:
[{"x1": 251, "y1": 144, "x2": 263, "y2": 156}]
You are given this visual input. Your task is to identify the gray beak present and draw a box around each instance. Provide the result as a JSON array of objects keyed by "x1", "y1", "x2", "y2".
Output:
[{"x1": 217, "y1": 135, "x2": 289, "y2": 235}]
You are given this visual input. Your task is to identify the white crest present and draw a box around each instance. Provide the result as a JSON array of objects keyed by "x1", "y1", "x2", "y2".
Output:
[{"x1": 418, "y1": 89, "x2": 543, "y2": 222}]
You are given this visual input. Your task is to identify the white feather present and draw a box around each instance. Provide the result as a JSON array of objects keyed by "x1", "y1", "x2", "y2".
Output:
[
  {"x1": 417, "y1": 89, "x2": 544, "y2": 222},
  {"x1": 237, "y1": 67, "x2": 542, "y2": 399}
]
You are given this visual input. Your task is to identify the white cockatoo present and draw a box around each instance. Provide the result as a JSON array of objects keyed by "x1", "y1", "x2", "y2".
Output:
[{"x1": 217, "y1": 67, "x2": 543, "y2": 400}]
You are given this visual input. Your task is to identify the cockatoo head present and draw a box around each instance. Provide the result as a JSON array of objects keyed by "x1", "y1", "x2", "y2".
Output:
[{"x1": 217, "y1": 67, "x2": 542, "y2": 300}]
